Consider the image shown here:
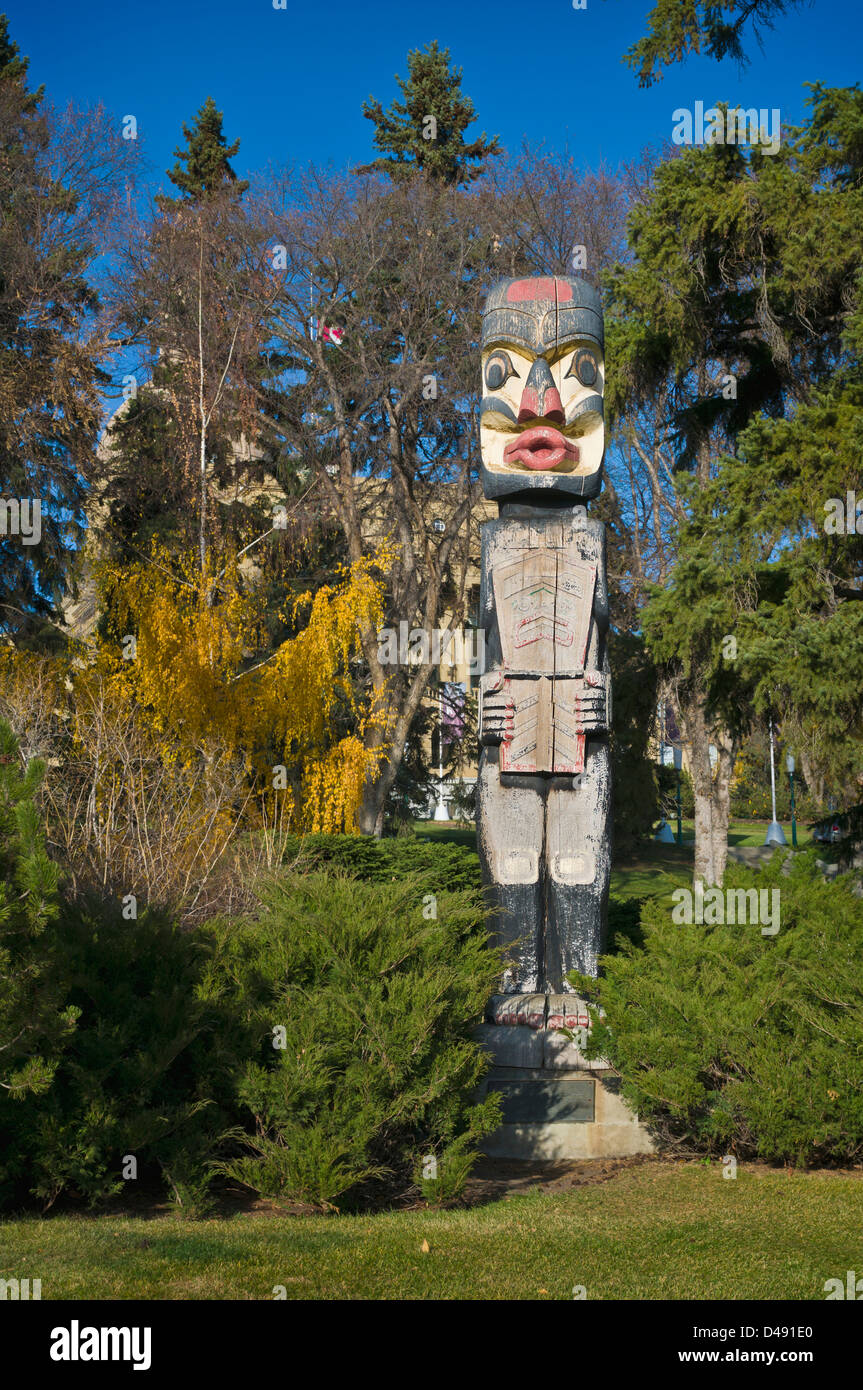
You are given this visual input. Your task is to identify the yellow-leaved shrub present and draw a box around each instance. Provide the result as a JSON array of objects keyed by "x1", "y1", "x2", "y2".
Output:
[
  {"x1": 0, "y1": 545, "x2": 391, "y2": 919},
  {"x1": 96, "y1": 542, "x2": 389, "y2": 830}
]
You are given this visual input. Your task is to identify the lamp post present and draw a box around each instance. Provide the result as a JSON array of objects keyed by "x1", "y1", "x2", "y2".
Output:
[
  {"x1": 674, "y1": 746, "x2": 683, "y2": 844},
  {"x1": 786, "y1": 752, "x2": 797, "y2": 848},
  {"x1": 430, "y1": 678, "x2": 450, "y2": 817},
  {"x1": 764, "y1": 718, "x2": 787, "y2": 846},
  {"x1": 433, "y1": 683, "x2": 449, "y2": 821}
]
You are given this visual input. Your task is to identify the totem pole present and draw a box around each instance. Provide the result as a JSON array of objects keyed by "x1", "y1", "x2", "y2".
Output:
[{"x1": 477, "y1": 276, "x2": 611, "y2": 1007}]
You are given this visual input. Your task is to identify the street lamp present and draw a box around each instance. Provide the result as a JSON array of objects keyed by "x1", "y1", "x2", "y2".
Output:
[
  {"x1": 786, "y1": 752, "x2": 798, "y2": 848},
  {"x1": 430, "y1": 686, "x2": 450, "y2": 822},
  {"x1": 765, "y1": 718, "x2": 787, "y2": 847}
]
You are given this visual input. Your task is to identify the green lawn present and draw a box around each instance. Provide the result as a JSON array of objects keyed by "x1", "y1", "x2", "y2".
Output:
[
  {"x1": 1, "y1": 1163, "x2": 859, "y2": 1300},
  {"x1": 610, "y1": 841, "x2": 692, "y2": 900},
  {"x1": 675, "y1": 818, "x2": 814, "y2": 848}
]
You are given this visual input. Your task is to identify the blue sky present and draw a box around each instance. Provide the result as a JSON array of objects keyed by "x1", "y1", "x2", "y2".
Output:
[{"x1": 6, "y1": 0, "x2": 860, "y2": 190}]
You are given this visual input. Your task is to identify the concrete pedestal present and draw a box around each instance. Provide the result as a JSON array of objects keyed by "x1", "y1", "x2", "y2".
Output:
[{"x1": 475, "y1": 996, "x2": 655, "y2": 1160}]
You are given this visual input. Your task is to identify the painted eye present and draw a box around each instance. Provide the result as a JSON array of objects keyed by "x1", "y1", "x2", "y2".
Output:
[
  {"x1": 484, "y1": 350, "x2": 516, "y2": 391},
  {"x1": 566, "y1": 349, "x2": 599, "y2": 387}
]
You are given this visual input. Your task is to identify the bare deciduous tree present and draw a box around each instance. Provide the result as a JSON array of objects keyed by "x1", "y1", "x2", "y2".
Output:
[{"x1": 261, "y1": 170, "x2": 493, "y2": 832}]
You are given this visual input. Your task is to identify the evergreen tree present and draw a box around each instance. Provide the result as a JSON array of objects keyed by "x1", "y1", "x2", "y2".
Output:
[
  {"x1": 650, "y1": 342, "x2": 863, "y2": 810},
  {"x1": 607, "y1": 83, "x2": 863, "y2": 880},
  {"x1": 0, "y1": 720, "x2": 78, "y2": 1100},
  {"x1": 360, "y1": 41, "x2": 500, "y2": 186},
  {"x1": 0, "y1": 11, "x2": 42, "y2": 108},
  {"x1": 159, "y1": 95, "x2": 249, "y2": 205},
  {"x1": 0, "y1": 16, "x2": 129, "y2": 643},
  {"x1": 625, "y1": 0, "x2": 804, "y2": 87},
  {"x1": 96, "y1": 388, "x2": 191, "y2": 556}
]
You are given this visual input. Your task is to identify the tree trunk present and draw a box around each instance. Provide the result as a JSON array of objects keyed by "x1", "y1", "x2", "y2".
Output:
[
  {"x1": 197, "y1": 231, "x2": 207, "y2": 573},
  {"x1": 799, "y1": 746, "x2": 824, "y2": 810},
  {"x1": 680, "y1": 692, "x2": 736, "y2": 886},
  {"x1": 356, "y1": 664, "x2": 436, "y2": 837},
  {"x1": 357, "y1": 761, "x2": 396, "y2": 838}
]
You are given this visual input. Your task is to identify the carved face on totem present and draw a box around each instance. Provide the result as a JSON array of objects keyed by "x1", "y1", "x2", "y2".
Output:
[{"x1": 480, "y1": 276, "x2": 605, "y2": 500}]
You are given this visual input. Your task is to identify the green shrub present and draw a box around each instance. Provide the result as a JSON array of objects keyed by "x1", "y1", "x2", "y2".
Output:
[
  {"x1": 1, "y1": 746, "x2": 499, "y2": 1215},
  {"x1": 0, "y1": 720, "x2": 82, "y2": 1207},
  {"x1": 0, "y1": 719, "x2": 79, "y2": 1110},
  {"x1": 729, "y1": 743, "x2": 820, "y2": 822},
  {"x1": 576, "y1": 853, "x2": 863, "y2": 1166},
  {"x1": 607, "y1": 894, "x2": 646, "y2": 952},
  {"x1": 211, "y1": 870, "x2": 501, "y2": 1209},
  {"x1": 0, "y1": 721, "x2": 239, "y2": 1215},
  {"x1": 2, "y1": 895, "x2": 230, "y2": 1213},
  {"x1": 413, "y1": 1120, "x2": 490, "y2": 1206},
  {"x1": 282, "y1": 831, "x2": 482, "y2": 892}
]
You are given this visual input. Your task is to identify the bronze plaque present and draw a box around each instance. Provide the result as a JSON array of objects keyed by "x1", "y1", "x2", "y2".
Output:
[{"x1": 489, "y1": 1077, "x2": 595, "y2": 1124}]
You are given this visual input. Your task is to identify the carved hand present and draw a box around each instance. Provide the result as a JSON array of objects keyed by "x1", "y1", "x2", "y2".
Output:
[
  {"x1": 480, "y1": 691, "x2": 512, "y2": 746},
  {"x1": 567, "y1": 670, "x2": 608, "y2": 733}
]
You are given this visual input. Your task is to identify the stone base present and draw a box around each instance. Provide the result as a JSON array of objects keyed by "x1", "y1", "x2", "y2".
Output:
[
  {"x1": 477, "y1": 1067, "x2": 655, "y2": 1159},
  {"x1": 475, "y1": 1001, "x2": 655, "y2": 1160}
]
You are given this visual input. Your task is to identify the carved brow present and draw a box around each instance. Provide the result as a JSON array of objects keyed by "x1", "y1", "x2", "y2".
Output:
[{"x1": 480, "y1": 396, "x2": 518, "y2": 423}]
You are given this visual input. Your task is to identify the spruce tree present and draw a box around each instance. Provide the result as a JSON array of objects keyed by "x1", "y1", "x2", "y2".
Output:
[
  {"x1": 625, "y1": 0, "x2": 803, "y2": 87},
  {"x1": 0, "y1": 720, "x2": 77, "y2": 1099},
  {"x1": 160, "y1": 96, "x2": 249, "y2": 205},
  {"x1": 360, "y1": 41, "x2": 499, "y2": 186},
  {"x1": 0, "y1": 11, "x2": 42, "y2": 108},
  {"x1": 613, "y1": 84, "x2": 863, "y2": 840},
  {"x1": 0, "y1": 16, "x2": 116, "y2": 644}
]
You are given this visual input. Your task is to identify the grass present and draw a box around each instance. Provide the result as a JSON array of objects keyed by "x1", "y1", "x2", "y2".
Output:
[
  {"x1": 1, "y1": 1163, "x2": 860, "y2": 1300},
  {"x1": 674, "y1": 818, "x2": 814, "y2": 848},
  {"x1": 414, "y1": 822, "x2": 476, "y2": 848},
  {"x1": 610, "y1": 841, "x2": 692, "y2": 901}
]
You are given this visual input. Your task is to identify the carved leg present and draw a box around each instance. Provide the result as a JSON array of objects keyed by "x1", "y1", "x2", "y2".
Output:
[
  {"x1": 476, "y1": 747, "x2": 544, "y2": 992},
  {"x1": 543, "y1": 738, "x2": 612, "y2": 989}
]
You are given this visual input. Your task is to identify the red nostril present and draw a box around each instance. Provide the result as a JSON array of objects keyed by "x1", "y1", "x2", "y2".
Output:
[
  {"x1": 543, "y1": 387, "x2": 564, "y2": 424},
  {"x1": 517, "y1": 385, "x2": 565, "y2": 424},
  {"x1": 517, "y1": 387, "x2": 540, "y2": 423}
]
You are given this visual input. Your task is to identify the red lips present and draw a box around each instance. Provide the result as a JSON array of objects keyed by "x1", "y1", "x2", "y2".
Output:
[{"x1": 503, "y1": 426, "x2": 580, "y2": 471}]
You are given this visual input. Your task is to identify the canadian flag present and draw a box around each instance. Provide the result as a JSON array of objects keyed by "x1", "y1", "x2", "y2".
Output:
[{"x1": 309, "y1": 317, "x2": 344, "y2": 346}]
